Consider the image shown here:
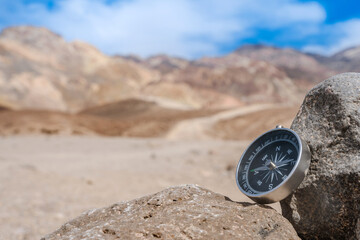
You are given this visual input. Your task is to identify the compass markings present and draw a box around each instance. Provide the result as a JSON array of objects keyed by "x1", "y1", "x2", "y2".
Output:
[
  {"x1": 275, "y1": 168, "x2": 283, "y2": 176},
  {"x1": 238, "y1": 130, "x2": 300, "y2": 194},
  {"x1": 249, "y1": 150, "x2": 295, "y2": 187}
]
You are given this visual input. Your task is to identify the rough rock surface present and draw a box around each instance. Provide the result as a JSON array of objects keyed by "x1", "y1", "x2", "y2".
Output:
[
  {"x1": 42, "y1": 185, "x2": 299, "y2": 240},
  {"x1": 281, "y1": 73, "x2": 360, "y2": 239}
]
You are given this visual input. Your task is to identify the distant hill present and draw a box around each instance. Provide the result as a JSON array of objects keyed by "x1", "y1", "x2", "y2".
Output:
[
  {"x1": 0, "y1": 26, "x2": 359, "y2": 113},
  {"x1": 128, "y1": 51, "x2": 305, "y2": 107},
  {"x1": 313, "y1": 46, "x2": 360, "y2": 72},
  {"x1": 0, "y1": 26, "x2": 155, "y2": 112},
  {"x1": 234, "y1": 44, "x2": 337, "y2": 89}
]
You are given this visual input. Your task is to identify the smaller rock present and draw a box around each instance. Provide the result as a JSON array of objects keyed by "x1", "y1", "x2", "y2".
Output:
[{"x1": 43, "y1": 185, "x2": 299, "y2": 240}]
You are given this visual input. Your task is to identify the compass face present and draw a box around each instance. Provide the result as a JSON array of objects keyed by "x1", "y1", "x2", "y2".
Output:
[{"x1": 236, "y1": 129, "x2": 300, "y2": 196}]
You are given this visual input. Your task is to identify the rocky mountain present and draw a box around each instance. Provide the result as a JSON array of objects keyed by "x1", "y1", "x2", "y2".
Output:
[
  {"x1": 131, "y1": 52, "x2": 304, "y2": 107},
  {"x1": 0, "y1": 26, "x2": 156, "y2": 112},
  {"x1": 311, "y1": 46, "x2": 360, "y2": 72},
  {"x1": 234, "y1": 44, "x2": 337, "y2": 89},
  {"x1": 1, "y1": 26, "x2": 360, "y2": 113},
  {"x1": 332, "y1": 45, "x2": 360, "y2": 61}
]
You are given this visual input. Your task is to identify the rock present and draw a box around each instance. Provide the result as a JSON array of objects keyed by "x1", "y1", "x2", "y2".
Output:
[
  {"x1": 42, "y1": 185, "x2": 299, "y2": 240},
  {"x1": 281, "y1": 73, "x2": 360, "y2": 239}
]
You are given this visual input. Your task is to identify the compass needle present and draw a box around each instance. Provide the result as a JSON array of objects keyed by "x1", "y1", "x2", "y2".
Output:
[
  {"x1": 259, "y1": 171, "x2": 268, "y2": 176},
  {"x1": 277, "y1": 159, "x2": 294, "y2": 168},
  {"x1": 265, "y1": 173, "x2": 271, "y2": 183},
  {"x1": 251, "y1": 165, "x2": 268, "y2": 172},
  {"x1": 277, "y1": 152, "x2": 283, "y2": 163},
  {"x1": 262, "y1": 171, "x2": 271, "y2": 181},
  {"x1": 278, "y1": 154, "x2": 287, "y2": 162}
]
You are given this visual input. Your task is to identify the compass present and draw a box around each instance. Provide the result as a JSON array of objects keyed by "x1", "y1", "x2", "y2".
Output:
[{"x1": 235, "y1": 125, "x2": 311, "y2": 204}]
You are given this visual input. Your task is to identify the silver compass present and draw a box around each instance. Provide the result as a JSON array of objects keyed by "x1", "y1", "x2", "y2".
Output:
[{"x1": 235, "y1": 125, "x2": 311, "y2": 204}]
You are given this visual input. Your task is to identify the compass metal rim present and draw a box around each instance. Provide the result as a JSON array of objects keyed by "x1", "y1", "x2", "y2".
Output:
[{"x1": 235, "y1": 127, "x2": 311, "y2": 204}]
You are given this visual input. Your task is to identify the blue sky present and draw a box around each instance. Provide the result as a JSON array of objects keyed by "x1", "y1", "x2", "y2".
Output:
[{"x1": 0, "y1": 0, "x2": 359, "y2": 58}]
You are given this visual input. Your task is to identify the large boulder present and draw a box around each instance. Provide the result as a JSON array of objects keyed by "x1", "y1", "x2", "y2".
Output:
[
  {"x1": 281, "y1": 73, "x2": 360, "y2": 239},
  {"x1": 42, "y1": 185, "x2": 299, "y2": 240}
]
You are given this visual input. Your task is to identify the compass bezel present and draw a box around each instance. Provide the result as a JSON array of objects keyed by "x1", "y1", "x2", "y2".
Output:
[{"x1": 235, "y1": 127, "x2": 311, "y2": 204}]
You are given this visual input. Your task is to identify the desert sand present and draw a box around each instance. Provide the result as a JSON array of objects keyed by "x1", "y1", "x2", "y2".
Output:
[
  {"x1": 0, "y1": 135, "x2": 283, "y2": 240},
  {"x1": 0, "y1": 103, "x2": 297, "y2": 240}
]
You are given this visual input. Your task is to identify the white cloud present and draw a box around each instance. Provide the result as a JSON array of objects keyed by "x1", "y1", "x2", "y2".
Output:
[
  {"x1": 0, "y1": 0, "x2": 325, "y2": 58},
  {"x1": 303, "y1": 19, "x2": 360, "y2": 56}
]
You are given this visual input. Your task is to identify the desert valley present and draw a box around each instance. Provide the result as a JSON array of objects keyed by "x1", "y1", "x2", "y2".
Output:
[{"x1": 1, "y1": 26, "x2": 360, "y2": 239}]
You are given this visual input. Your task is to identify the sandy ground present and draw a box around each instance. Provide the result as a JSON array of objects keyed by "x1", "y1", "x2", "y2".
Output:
[
  {"x1": 0, "y1": 136, "x2": 280, "y2": 240},
  {"x1": 0, "y1": 103, "x2": 297, "y2": 239}
]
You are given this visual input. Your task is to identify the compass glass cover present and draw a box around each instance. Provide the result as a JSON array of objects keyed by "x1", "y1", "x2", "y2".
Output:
[{"x1": 237, "y1": 129, "x2": 300, "y2": 195}]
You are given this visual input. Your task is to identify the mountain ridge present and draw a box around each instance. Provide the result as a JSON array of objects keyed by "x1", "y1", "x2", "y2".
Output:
[{"x1": 0, "y1": 26, "x2": 358, "y2": 112}]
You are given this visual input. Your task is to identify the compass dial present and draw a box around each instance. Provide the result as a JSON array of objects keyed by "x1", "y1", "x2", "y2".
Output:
[{"x1": 236, "y1": 129, "x2": 300, "y2": 195}]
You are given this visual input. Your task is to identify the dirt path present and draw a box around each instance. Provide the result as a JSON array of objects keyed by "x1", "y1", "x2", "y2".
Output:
[
  {"x1": 210, "y1": 106, "x2": 299, "y2": 140},
  {"x1": 166, "y1": 104, "x2": 277, "y2": 140}
]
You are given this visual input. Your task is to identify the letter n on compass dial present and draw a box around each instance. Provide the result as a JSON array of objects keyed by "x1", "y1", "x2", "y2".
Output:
[{"x1": 236, "y1": 129, "x2": 300, "y2": 195}]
